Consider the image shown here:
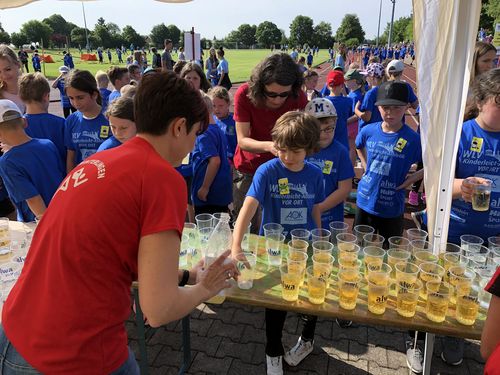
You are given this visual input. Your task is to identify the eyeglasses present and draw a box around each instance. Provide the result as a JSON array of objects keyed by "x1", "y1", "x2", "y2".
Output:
[
  {"x1": 264, "y1": 90, "x2": 291, "y2": 98},
  {"x1": 320, "y1": 126, "x2": 336, "y2": 134}
]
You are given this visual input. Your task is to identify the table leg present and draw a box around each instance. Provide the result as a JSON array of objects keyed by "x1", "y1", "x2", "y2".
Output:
[
  {"x1": 422, "y1": 333, "x2": 435, "y2": 375},
  {"x1": 178, "y1": 315, "x2": 191, "y2": 375},
  {"x1": 133, "y1": 288, "x2": 149, "y2": 375}
]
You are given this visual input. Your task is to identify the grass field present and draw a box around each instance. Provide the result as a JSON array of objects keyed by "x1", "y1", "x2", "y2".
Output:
[{"x1": 36, "y1": 48, "x2": 331, "y2": 82}]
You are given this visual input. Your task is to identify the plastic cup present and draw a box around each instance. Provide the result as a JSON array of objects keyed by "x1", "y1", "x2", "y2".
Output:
[
  {"x1": 455, "y1": 281, "x2": 481, "y2": 325},
  {"x1": 419, "y1": 262, "x2": 445, "y2": 300},
  {"x1": 212, "y1": 212, "x2": 231, "y2": 227},
  {"x1": 338, "y1": 258, "x2": 362, "y2": 272},
  {"x1": 0, "y1": 217, "x2": 11, "y2": 257},
  {"x1": 395, "y1": 262, "x2": 420, "y2": 292},
  {"x1": 406, "y1": 228, "x2": 428, "y2": 242},
  {"x1": 336, "y1": 233, "x2": 357, "y2": 246},
  {"x1": 312, "y1": 240, "x2": 334, "y2": 255},
  {"x1": 242, "y1": 233, "x2": 259, "y2": 255},
  {"x1": 460, "y1": 234, "x2": 484, "y2": 253},
  {"x1": 329, "y1": 221, "x2": 349, "y2": 245},
  {"x1": 195, "y1": 214, "x2": 214, "y2": 230},
  {"x1": 290, "y1": 228, "x2": 310, "y2": 243},
  {"x1": 311, "y1": 228, "x2": 331, "y2": 243},
  {"x1": 413, "y1": 250, "x2": 438, "y2": 266},
  {"x1": 0, "y1": 261, "x2": 22, "y2": 299},
  {"x1": 463, "y1": 245, "x2": 490, "y2": 270},
  {"x1": 338, "y1": 269, "x2": 362, "y2": 310},
  {"x1": 353, "y1": 225, "x2": 375, "y2": 246},
  {"x1": 266, "y1": 233, "x2": 285, "y2": 266},
  {"x1": 388, "y1": 236, "x2": 410, "y2": 251},
  {"x1": 287, "y1": 251, "x2": 308, "y2": 287},
  {"x1": 288, "y1": 239, "x2": 309, "y2": 253},
  {"x1": 235, "y1": 252, "x2": 257, "y2": 289},
  {"x1": 306, "y1": 265, "x2": 327, "y2": 304},
  {"x1": 338, "y1": 242, "x2": 360, "y2": 268},
  {"x1": 363, "y1": 233, "x2": 385, "y2": 248},
  {"x1": 467, "y1": 178, "x2": 492, "y2": 211},
  {"x1": 280, "y1": 264, "x2": 301, "y2": 302},
  {"x1": 363, "y1": 246, "x2": 386, "y2": 277},
  {"x1": 477, "y1": 267, "x2": 496, "y2": 309},
  {"x1": 387, "y1": 249, "x2": 411, "y2": 279},
  {"x1": 263, "y1": 223, "x2": 284, "y2": 237},
  {"x1": 367, "y1": 265, "x2": 391, "y2": 315},
  {"x1": 448, "y1": 265, "x2": 475, "y2": 304},
  {"x1": 425, "y1": 281, "x2": 451, "y2": 323},
  {"x1": 488, "y1": 247, "x2": 500, "y2": 268},
  {"x1": 410, "y1": 240, "x2": 433, "y2": 256},
  {"x1": 312, "y1": 252, "x2": 334, "y2": 289},
  {"x1": 488, "y1": 236, "x2": 500, "y2": 250},
  {"x1": 396, "y1": 279, "x2": 423, "y2": 318},
  {"x1": 442, "y1": 252, "x2": 468, "y2": 282},
  {"x1": 179, "y1": 234, "x2": 189, "y2": 267},
  {"x1": 183, "y1": 223, "x2": 198, "y2": 264}
]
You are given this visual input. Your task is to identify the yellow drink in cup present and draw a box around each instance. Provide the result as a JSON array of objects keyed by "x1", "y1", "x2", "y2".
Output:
[
  {"x1": 306, "y1": 266, "x2": 327, "y2": 304},
  {"x1": 396, "y1": 279, "x2": 422, "y2": 318},
  {"x1": 338, "y1": 269, "x2": 362, "y2": 310},
  {"x1": 367, "y1": 264, "x2": 391, "y2": 315},
  {"x1": 363, "y1": 246, "x2": 386, "y2": 279},
  {"x1": 419, "y1": 262, "x2": 445, "y2": 300},
  {"x1": 425, "y1": 281, "x2": 451, "y2": 323},
  {"x1": 455, "y1": 282, "x2": 480, "y2": 326},
  {"x1": 280, "y1": 264, "x2": 301, "y2": 302},
  {"x1": 387, "y1": 249, "x2": 411, "y2": 280}
]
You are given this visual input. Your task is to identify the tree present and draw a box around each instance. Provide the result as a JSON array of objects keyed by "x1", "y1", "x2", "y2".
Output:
[
  {"x1": 20, "y1": 20, "x2": 53, "y2": 47},
  {"x1": 480, "y1": 0, "x2": 498, "y2": 32},
  {"x1": 42, "y1": 14, "x2": 68, "y2": 36},
  {"x1": 279, "y1": 29, "x2": 288, "y2": 46},
  {"x1": 313, "y1": 21, "x2": 333, "y2": 48},
  {"x1": 335, "y1": 14, "x2": 365, "y2": 44},
  {"x1": 93, "y1": 24, "x2": 113, "y2": 48},
  {"x1": 70, "y1": 27, "x2": 91, "y2": 47},
  {"x1": 96, "y1": 17, "x2": 106, "y2": 27},
  {"x1": 485, "y1": 0, "x2": 500, "y2": 23},
  {"x1": 122, "y1": 25, "x2": 146, "y2": 49},
  {"x1": 0, "y1": 23, "x2": 10, "y2": 44},
  {"x1": 256, "y1": 21, "x2": 281, "y2": 48},
  {"x1": 10, "y1": 32, "x2": 26, "y2": 48},
  {"x1": 289, "y1": 15, "x2": 314, "y2": 47},
  {"x1": 345, "y1": 37, "x2": 360, "y2": 48},
  {"x1": 236, "y1": 24, "x2": 256, "y2": 47},
  {"x1": 150, "y1": 24, "x2": 170, "y2": 46},
  {"x1": 106, "y1": 22, "x2": 121, "y2": 35},
  {"x1": 381, "y1": 16, "x2": 412, "y2": 45},
  {"x1": 167, "y1": 24, "x2": 181, "y2": 46}
]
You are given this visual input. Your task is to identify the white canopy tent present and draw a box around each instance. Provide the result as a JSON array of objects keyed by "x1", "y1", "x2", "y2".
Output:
[{"x1": 0, "y1": 0, "x2": 192, "y2": 9}]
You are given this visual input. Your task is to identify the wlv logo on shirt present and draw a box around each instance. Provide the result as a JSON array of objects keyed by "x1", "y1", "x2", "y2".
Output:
[{"x1": 280, "y1": 207, "x2": 307, "y2": 225}]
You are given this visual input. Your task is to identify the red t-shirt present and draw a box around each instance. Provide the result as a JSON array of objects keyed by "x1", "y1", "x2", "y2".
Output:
[
  {"x1": 485, "y1": 268, "x2": 500, "y2": 375},
  {"x1": 232, "y1": 83, "x2": 308, "y2": 173},
  {"x1": 2, "y1": 137, "x2": 186, "y2": 374}
]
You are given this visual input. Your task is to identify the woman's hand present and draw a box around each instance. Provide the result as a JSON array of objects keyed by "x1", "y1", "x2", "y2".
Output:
[
  {"x1": 461, "y1": 177, "x2": 491, "y2": 202},
  {"x1": 265, "y1": 142, "x2": 278, "y2": 156},
  {"x1": 195, "y1": 250, "x2": 238, "y2": 296}
]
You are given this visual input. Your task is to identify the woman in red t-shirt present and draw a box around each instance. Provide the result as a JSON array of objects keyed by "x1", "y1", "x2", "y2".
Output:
[
  {"x1": 482, "y1": 267, "x2": 500, "y2": 375},
  {"x1": 232, "y1": 53, "x2": 308, "y2": 230}
]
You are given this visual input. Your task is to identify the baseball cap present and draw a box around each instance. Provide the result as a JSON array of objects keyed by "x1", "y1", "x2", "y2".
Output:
[
  {"x1": 59, "y1": 66, "x2": 69, "y2": 73},
  {"x1": 327, "y1": 70, "x2": 345, "y2": 87},
  {"x1": 375, "y1": 81, "x2": 410, "y2": 106},
  {"x1": 0, "y1": 100, "x2": 23, "y2": 124},
  {"x1": 344, "y1": 69, "x2": 365, "y2": 82},
  {"x1": 305, "y1": 98, "x2": 337, "y2": 118},
  {"x1": 365, "y1": 63, "x2": 385, "y2": 78},
  {"x1": 386, "y1": 59, "x2": 405, "y2": 74}
]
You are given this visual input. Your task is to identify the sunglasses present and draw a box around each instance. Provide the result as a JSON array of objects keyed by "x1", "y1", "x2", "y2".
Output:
[{"x1": 264, "y1": 90, "x2": 291, "y2": 98}]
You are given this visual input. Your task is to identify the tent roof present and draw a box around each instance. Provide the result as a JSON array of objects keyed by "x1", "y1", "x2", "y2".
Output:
[{"x1": 0, "y1": 0, "x2": 192, "y2": 9}]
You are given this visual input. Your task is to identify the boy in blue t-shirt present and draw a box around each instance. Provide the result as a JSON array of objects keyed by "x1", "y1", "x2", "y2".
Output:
[
  {"x1": 232, "y1": 111, "x2": 324, "y2": 375},
  {"x1": 355, "y1": 81, "x2": 423, "y2": 241},
  {"x1": 191, "y1": 94, "x2": 232, "y2": 215},
  {"x1": 31, "y1": 51, "x2": 41, "y2": 72},
  {"x1": 305, "y1": 98, "x2": 354, "y2": 228},
  {"x1": 96, "y1": 71, "x2": 112, "y2": 113},
  {"x1": 19, "y1": 73, "x2": 67, "y2": 165},
  {"x1": 51, "y1": 66, "x2": 74, "y2": 118},
  {"x1": 325, "y1": 70, "x2": 354, "y2": 151},
  {"x1": 355, "y1": 63, "x2": 385, "y2": 130},
  {"x1": 209, "y1": 86, "x2": 236, "y2": 163},
  {"x1": 0, "y1": 100, "x2": 64, "y2": 222}
]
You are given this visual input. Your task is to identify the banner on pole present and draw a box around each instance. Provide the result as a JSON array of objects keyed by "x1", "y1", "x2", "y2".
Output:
[{"x1": 184, "y1": 32, "x2": 201, "y2": 61}]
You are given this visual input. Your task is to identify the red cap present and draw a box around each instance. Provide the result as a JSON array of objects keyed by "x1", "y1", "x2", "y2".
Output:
[{"x1": 327, "y1": 70, "x2": 345, "y2": 87}]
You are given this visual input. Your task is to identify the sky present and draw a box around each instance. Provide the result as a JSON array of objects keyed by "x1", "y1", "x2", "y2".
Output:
[{"x1": 0, "y1": 0, "x2": 413, "y2": 40}]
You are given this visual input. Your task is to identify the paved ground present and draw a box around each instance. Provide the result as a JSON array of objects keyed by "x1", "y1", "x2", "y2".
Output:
[{"x1": 47, "y1": 58, "x2": 485, "y2": 374}]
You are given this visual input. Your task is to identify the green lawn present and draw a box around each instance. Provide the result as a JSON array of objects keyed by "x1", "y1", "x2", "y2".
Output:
[{"x1": 37, "y1": 48, "x2": 331, "y2": 82}]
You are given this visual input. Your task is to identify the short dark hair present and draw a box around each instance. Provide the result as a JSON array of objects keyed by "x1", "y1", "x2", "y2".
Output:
[
  {"x1": 128, "y1": 64, "x2": 141, "y2": 75},
  {"x1": 134, "y1": 71, "x2": 209, "y2": 136},
  {"x1": 271, "y1": 111, "x2": 320, "y2": 155},
  {"x1": 19, "y1": 73, "x2": 50, "y2": 102},
  {"x1": 66, "y1": 69, "x2": 102, "y2": 105},
  {"x1": 180, "y1": 62, "x2": 211, "y2": 92},
  {"x1": 164, "y1": 39, "x2": 172, "y2": 46},
  {"x1": 107, "y1": 66, "x2": 129, "y2": 85},
  {"x1": 247, "y1": 53, "x2": 303, "y2": 107}
]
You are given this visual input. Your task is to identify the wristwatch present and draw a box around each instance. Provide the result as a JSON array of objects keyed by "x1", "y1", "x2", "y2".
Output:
[{"x1": 178, "y1": 269, "x2": 190, "y2": 287}]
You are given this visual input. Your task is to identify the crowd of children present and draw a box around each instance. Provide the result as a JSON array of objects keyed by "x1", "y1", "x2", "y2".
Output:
[{"x1": 0, "y1": 39, "x2": 498, "y2": 375}]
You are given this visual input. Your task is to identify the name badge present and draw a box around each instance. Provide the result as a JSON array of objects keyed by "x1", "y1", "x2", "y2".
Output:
[
  {"x1": 322, "y1": 160, "x2": 333, "y2": 175},
  {"x1": 278, "y1": 178, "x2": 290, "y2": 195},
  {"x1": 100, "y1": 125, "x2": 110, "y2": 139}
]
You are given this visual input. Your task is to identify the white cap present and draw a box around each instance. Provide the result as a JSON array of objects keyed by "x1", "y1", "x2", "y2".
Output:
[
  {"x1": 386, "y1": 59, "x2": 405, "y2": 74},
  {"x1": 59, "y1": 65, "x2": 69, "y2": 73},
  {"x1": 0, "y1": 100, "x2": 22, "y2": 124},
  {"x1": 305, "y1": 98, "x2": 337, "y2": 119}
]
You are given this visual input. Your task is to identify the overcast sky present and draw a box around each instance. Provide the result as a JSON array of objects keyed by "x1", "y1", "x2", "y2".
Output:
[{"x1": 0, "y1": 0, "x2": 413, "y2": 40}]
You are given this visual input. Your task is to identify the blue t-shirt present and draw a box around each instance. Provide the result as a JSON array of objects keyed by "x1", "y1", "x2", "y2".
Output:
[
  {"x1": 348, "y1": 88, "x2": 364, "y2": 113},
  {"x1": 307, "y1": 54, "x2": 313, "y2": 65},
  {"x1": 64, "y1": 111, "x2": 110, "y2": 165},
  {"x1": 334, "y1": 55, "x2": 345, "y2": 70},
  {"x1": 215, "y1": 113, "x2": 237, "y2": 160},
  {"x1": 405, "y1": 82, "x2": 418, "y2": 104},
  {"x1": 447, "y1": 119, "x2": 500, "y2": 243},
  {"x1": 97, "y1": 135, "x2": 121, "y2": 152},
  {"x1": 24, "y1": 113, "x2": 66, "y2": 164},
  {"x1": 355, "y1": 122, "x2": 422, "y2": 218},
  {"x1": 358, "y1": 86, "x2": 382, "y2": 130},
  {"x1": 326, "y1": 96, "x2": 354, "y2": 150},
  {"x1": 308, "y1": 140, "x2": 354, "y2": 227},
  {"x1": 56, "y1": 79, "x2": 71, "y2": 108},
  {"x1": 108, "y1": 90, "x2": 121, "y2": 104},
  {"x1": 247, "y1": 158, "x2": 325, "y2": 235},
  {"x1": 0, "y1": 139, "x2": 64, "y2": 222},
  {"x1": 100, "y1": 88, "x2": 112, "y2": 112},
  {"x1": 217, "y1": 59, "x2": 229, "y2": 75},
  {"x1": 191, "y1": 124, "x2": 232, "y2": 207}
]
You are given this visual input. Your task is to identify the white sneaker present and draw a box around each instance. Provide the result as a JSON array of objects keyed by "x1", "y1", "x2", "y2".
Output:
[
  {"x1": 266, "y1": 355, "x2": 283, "y2": 375},
  {"x1": 283, "y1": 337, "x2": 314, "y2": 367}
]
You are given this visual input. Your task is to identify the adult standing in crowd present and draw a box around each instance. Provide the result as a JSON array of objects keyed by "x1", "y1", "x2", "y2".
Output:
[
  {"x1": 205, "y1": 47, "x2": 219, "y2": 86},
  {"x1": 470, "y1": 41, "x2": 497, "y2": 85},
  {"x1": 161, "y1": 39, "x2": 174, "y2": 72},
  {"x1": 217, "y1": 48, "x2": 231, "y2": 91},
  {"x1": 232, "y1": 53, "x2": 307, "y2": 230},
  {"x1": 17, "y1": 48, "x2": 28, "y2": 73}
]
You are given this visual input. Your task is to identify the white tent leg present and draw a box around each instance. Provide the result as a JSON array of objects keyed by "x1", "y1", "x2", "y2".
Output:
[{"x1": 423, "y1": 333, "x2": 435, "y2": 375}]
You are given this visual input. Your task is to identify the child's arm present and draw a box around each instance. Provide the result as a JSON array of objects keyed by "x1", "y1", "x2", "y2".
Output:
[
  {"x1": 66, "y1": 150, "x2": 76, "y2": 174},
  {"x1": 231, "y1": 196, "x2": 259, "y2": 256},
  {"x1": 355, "y1": 101, "x2": 371, "y2": 122},
  {"x1": 52, "y1": 74, "x2": 63, "y2": 88},
  {"x1": 197, "y1": 156, "x2": 221, "y2": 202},
  {"x1": 356, "y1": 147, "x2": 368, "y2": 171},
  {"x1": 317, "y1": 179, "x2": 352, "y2": 213},
  {"x1": 312, "y1": 204, "x2": 322, "y2": 229},
  {"x1": 25, "y1": 195, "x2": 47, "y2": 220},
  {"x1": 396, "y1": 169, "x2": 424, "y2": 190},
  {"x1": 347, "y1": 114, "x2": 358, "y2": 124}
]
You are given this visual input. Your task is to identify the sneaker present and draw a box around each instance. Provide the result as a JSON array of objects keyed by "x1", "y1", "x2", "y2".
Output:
[
  {"x1": 440, "y1": 336, "x2": 464, "y2": 366},
  {"x1": 266, "y1": 355, "x2": 283, "y2": 375},
  {"x1": 408, "y1": 191, "x2": 419, "y2": 206},
  {"x1": 411, "y1": 210, "x2": 425, "y2": 230},
  {"x1": 283, "y1": 337, "x2": 313, "y2": 367},
  {"x1": 335, "y1": 318, "x2": 353, "y2": 328},
  {"x1": 406, "y1": 339, "x2": 423, "y2": 373}
]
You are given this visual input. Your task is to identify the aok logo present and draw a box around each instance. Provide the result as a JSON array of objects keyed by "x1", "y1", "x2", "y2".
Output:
[{"x1": 286, "y1": 211, "x2": 304, "y2": 220}]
